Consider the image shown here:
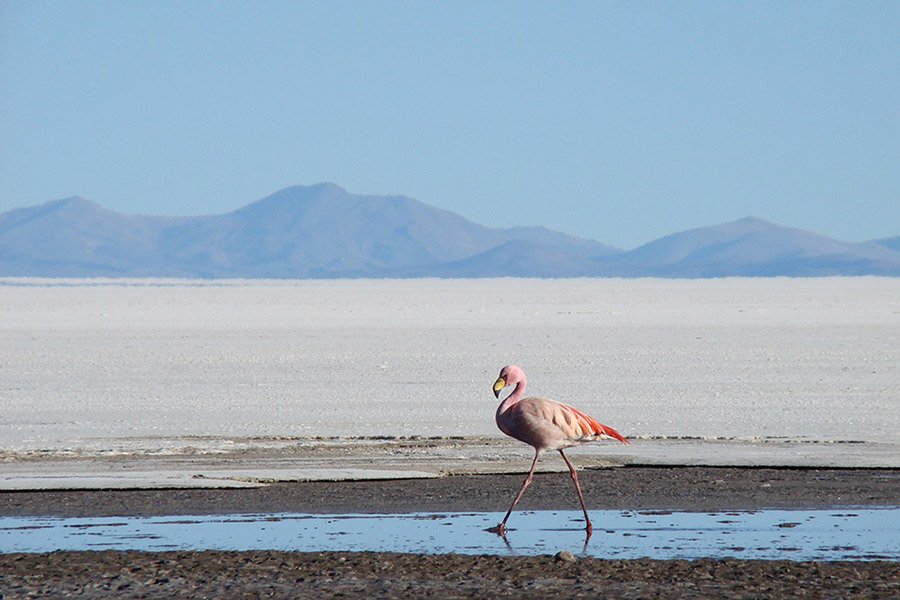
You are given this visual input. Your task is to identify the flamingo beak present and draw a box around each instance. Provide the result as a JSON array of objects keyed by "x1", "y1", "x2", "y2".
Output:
[{"x1": 492, "y1": 376, "x2": 506, "y2": 399}]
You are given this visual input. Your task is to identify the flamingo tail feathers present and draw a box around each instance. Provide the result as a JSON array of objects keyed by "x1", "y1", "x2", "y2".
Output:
[{"x1": 572, "y1": 407, "x2": 629, "y2": 444}]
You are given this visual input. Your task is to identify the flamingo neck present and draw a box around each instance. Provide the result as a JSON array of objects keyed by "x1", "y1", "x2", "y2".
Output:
[{"x1": 498, "y1": 380, "x2": 525, "y2": 413}]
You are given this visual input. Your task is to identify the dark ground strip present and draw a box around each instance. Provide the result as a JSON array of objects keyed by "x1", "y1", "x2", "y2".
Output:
[
  {"x1": 1, "y1": 551, "x2": 898, "y2": 599},
  {"x1": 1, "y1": 467, "x2": 897, "y2": 518}
]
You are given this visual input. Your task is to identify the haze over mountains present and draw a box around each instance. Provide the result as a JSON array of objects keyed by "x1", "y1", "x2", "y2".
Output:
[{"x1": 1, "y1": 183, "x2": 898, "y2": 278}]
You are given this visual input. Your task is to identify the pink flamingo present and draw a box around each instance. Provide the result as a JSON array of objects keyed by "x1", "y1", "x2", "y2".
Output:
[{"x1": 491, "y1": 364, "x2": 628, "y2": 536}]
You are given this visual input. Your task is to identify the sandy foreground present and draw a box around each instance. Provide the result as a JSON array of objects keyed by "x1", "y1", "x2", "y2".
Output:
[
  {"x1": 2, "y1": 467, "x2": 899, "y2": 598},
  {"x1": 1, "y1": 278, "x2": 898, "y2": 598}
]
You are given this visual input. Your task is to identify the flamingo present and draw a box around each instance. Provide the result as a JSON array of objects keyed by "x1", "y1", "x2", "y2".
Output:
[{"x1": 491, "y1": 364, "x2": 628, "y2": 536}]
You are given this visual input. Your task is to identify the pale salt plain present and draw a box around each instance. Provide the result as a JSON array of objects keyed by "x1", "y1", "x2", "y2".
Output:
[{"x1": 1, "y1": 277, "x2": 898, "y2": 486}]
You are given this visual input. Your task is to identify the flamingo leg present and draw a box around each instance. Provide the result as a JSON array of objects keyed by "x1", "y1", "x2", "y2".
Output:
[
  {"x1": 497, "y1": 449, "x2": 542, "y2": 534},
  {"x1": 559, "y1": 449, "x2": 593, "y2": 535}
]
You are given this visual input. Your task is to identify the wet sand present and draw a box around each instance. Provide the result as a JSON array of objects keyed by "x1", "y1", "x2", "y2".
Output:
[
  {"x1": 2, "y1": 466, "x2": 898, "y2": 517},
  {"x1": 2, "y1": 467, "x2": 898, "y2": 598}
]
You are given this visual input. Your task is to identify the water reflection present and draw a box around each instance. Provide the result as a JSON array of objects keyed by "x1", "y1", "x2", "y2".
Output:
[{"x1": 1, "y1": 509, "x2": 897, "y2": 561}]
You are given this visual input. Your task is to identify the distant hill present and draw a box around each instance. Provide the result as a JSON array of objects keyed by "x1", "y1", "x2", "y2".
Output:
[
  {"x1": 0, "y1": 197, "x2": 194, "y2": 277},
  {"x1": 154, "y1": 183, "x2": 517, "y2": 278},
  {"x1": 593, "y1": 217, "x2": 900, "y2": 277},
  {"x1": 0, "y1": 184, "x2": 618, "y2": 278},
  {"x1": 1, "y1": 184, "x2": 898, "y2": 278},
  {"x1": 872, "y1": 235, "x2": 900, "y2": 254}
]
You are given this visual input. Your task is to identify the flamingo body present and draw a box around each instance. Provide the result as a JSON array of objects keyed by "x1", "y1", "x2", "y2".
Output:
[
  {"x1": 496, "y1": 396, "x2": 627, "y2": 451},
  {"x1": 491, "y1": 364, "x2": 627, "y2": 536}
]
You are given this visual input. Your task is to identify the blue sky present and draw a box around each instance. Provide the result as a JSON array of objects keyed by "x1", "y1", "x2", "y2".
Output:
[{"x1": 1, "y1": 1, "x2": 898, "y2": 249}]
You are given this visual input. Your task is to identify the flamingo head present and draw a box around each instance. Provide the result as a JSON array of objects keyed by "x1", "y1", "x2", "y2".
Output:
[{"x1": 493, "y1": 364, "x2": 526, "y2": 399}]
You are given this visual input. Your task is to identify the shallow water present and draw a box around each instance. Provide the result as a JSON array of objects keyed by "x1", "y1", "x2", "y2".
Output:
[{"x1": 1, "y1": 508, "x2": 896, "y2": 561}]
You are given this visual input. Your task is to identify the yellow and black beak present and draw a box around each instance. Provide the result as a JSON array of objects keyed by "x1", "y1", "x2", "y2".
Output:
[{"x1": 492, "y1": 376, "x2": 506, "y2": 399}]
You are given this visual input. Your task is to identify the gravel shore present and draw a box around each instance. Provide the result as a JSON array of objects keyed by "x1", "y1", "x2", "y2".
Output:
[{"x1": 3, "y1": 550, "x2": 898, "y2": 599}]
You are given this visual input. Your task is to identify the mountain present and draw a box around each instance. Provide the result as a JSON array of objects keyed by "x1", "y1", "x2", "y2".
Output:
[
  {"x1": 0, "y1": 197, "x2": 194, "y2": 277},
  {"x1": 1, "y1": 186, "x2": 898, "y2": 278},
  {"x1": 872, "y1": 235, "x2": 900, "y2": 254},
  {"x1": 424, "y1": 231, "x2": 618, "y2": 278},
  {"x1": 0, "y1": 184, "x2": 617, "y2": 278},
  {"x1": 155, "y1": 183, "x2": 514, "y2": 278},
  {"x1": 592, "y1": 217, "x2": 900, "y2": 277}
]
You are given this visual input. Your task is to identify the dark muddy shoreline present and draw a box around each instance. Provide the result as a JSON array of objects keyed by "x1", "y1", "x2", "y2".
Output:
[
  {"x1": 2, "y1": 466, "x2": 898, "y2": 518},
  {"x1": 2, "y1": 551, "x2": 898, "y2": 599},
  {"x1": 2, "y1": 467, "x2": 897, "y2": 599}
]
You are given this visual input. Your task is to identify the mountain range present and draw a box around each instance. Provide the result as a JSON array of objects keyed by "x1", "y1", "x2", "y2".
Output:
[{"x1": 1, "y1": 183, "x2": 898, "y2": 278}]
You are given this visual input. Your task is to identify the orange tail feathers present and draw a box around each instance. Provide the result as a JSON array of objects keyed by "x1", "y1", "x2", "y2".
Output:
[
  {"x1": 595, "y1": 421, "x2": 628, "y2": 444},
  {"x1": 573, "y1": 407, "x2": 629, "y2": 444}
]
